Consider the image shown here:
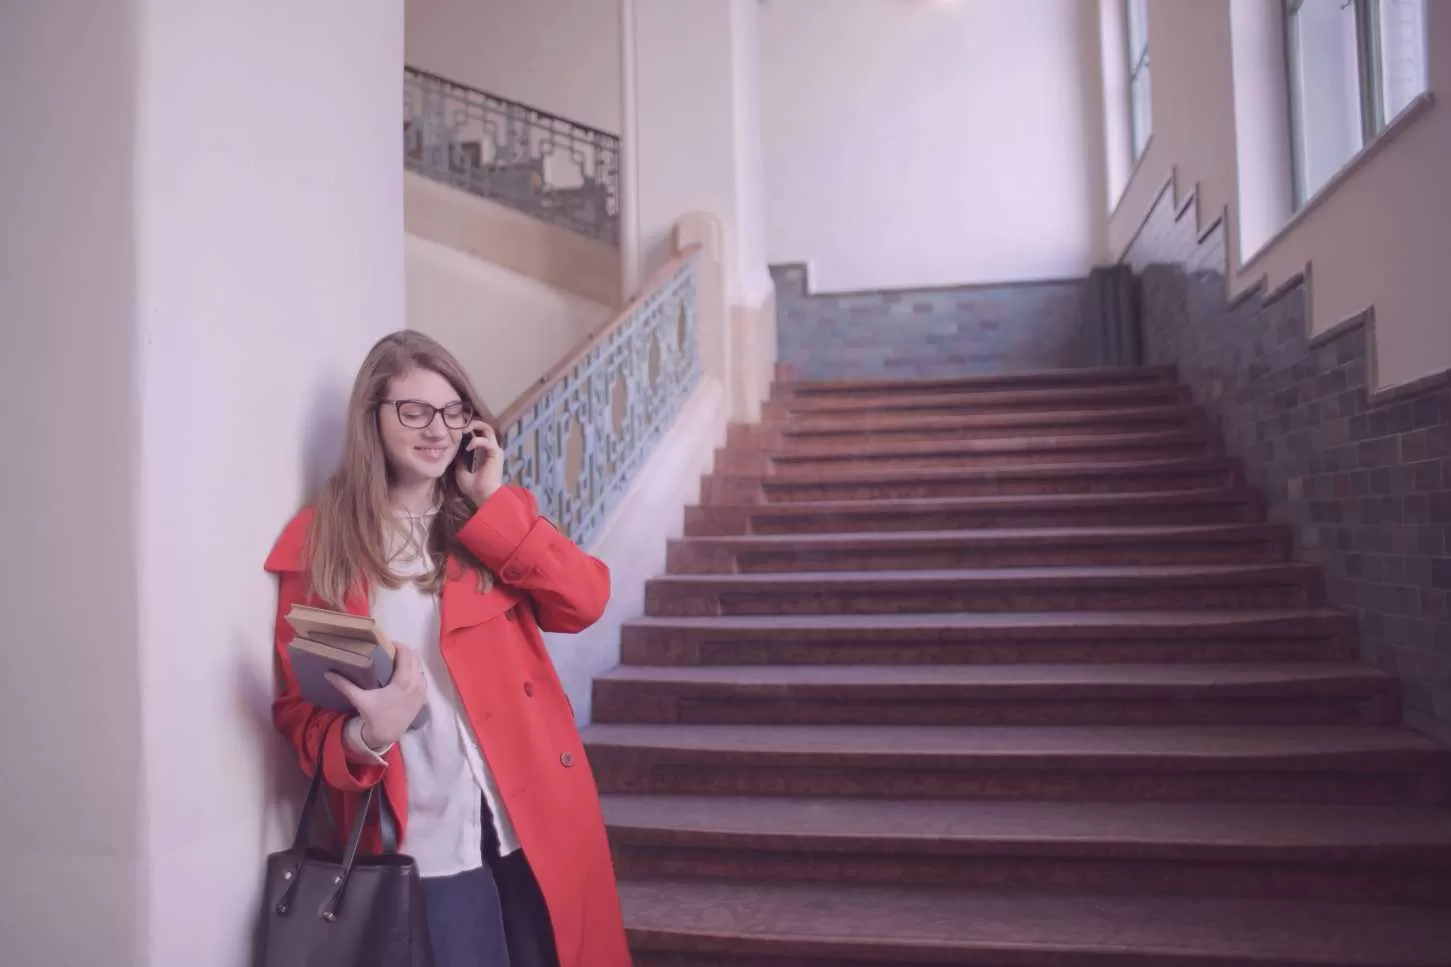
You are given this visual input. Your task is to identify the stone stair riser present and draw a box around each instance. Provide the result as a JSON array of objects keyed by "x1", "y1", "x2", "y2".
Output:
[
  {"x1": 608, "y1": 844, "x2": 1451, "y2": 906},
  {"x1": 727, "y1": 412, "x2": 1204, "y2": 449},
  {"x1": 591, "y1": 689, "x2": 1399, "y2": 728},
  {"x1": 619, "y1": 632, "x2": 1361, "y2": 667},
  {"x1": 665, "y1": 538, "x2": 1289, "y2": 573},
  {"x1": 716, "y1": 442, "x2": 1218, "y2": 475},
  {"x1": 644, "y1": 582, "x2": 1321, "y2": 617},
  {"x1": 589, "y1": 753, "x2": 1451, "y2": 806},
  {"x1": 763, "y1": 384, "x2": 1192, "y2": 421},
  {"x1": 699, "y1": 468, "x2": 1241, "y2": 503},
  {"x1": 683, "y1": 500, "x2": 1263, "y2": 536}
]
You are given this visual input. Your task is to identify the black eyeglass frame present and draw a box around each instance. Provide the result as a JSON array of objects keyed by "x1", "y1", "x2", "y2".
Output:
[{"x1": 378, "y1": 398, "x2": 475, "y2": 430}]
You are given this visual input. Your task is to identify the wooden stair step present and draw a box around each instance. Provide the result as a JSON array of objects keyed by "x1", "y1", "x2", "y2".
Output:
[
  {"x1": 667, "y1": 524, "x2": 1290, "y2": 572},
  {"x1": 720, "y1": 427, "x2": 1216, "y2": 475},
  {"x1": 592, "y1": 662, "x2": 1398, "y2": 726},
  {"x1": 604, "y1": 796, "x2": 1451, "y2": 901},
  {"x1": 605, "y1": 794, "x2": 1451, "y2": 861},
  {"x1": 735, "y1": 404, "x2": 1202, "y2": 447},
  {"x1": 644, "y1": 563, "x2": 1323, "y2": 616},
  {"x1": 583, "y1": 723, "x2": 1451, "y2": 804},
  {"x1": 621, "y1": 879, "x2": 1451, "y2": 966},
  {"x1": 701, "y1": 456, "x2": 1242, "y2": 503},
  {"x1": 620, "y1": 609, "x2": 1359, "y2": 666},
  {"x1": 777, "y1": 365, "x2": 1176, "y2": 398},
  {"x1": 685, "y1": 488, "x2": 1262, "y2": 535},
  {"x1": 766, "y1": 402, "x2": 1199, "y2": 433},
  {"x1": 767, "y1": 380, "x2": 1190, "y2": 419}
]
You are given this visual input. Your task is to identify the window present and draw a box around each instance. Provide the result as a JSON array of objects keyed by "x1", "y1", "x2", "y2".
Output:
[
  {"x1": 1284, "y1": 0, "x2": 1428, "y2": 207},
  {"x1": 1126, "y1": 0, "x2": 1152, "y2": 160}
]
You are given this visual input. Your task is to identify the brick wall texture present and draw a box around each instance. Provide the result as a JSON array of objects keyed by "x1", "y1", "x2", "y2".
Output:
[
  {"x1": 771, "y1": 264, "x2": 1092, "y2": 381},
  {"x1": 1127, "y1": 180, "x2": 1451, "y2": 739}
]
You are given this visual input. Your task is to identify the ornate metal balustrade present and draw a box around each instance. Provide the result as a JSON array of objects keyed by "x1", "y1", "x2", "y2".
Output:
[
  {"x1": 403, "y1": 66, "x2": 620, "y2": 245},
  {"x1": 499, "y1": 252, "x2": 700, "y2": 548}
]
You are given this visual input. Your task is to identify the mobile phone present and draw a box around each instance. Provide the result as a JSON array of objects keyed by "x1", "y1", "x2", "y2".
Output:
[{"x1": 459, "y1": 430, "x2": 479, "y2": 472}]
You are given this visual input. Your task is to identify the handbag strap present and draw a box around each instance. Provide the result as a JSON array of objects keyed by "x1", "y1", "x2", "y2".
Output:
[
  {"x1": 275, "y1": 721, "x2": 380, "y2": 918},
  {"x1": 317, "y1": 783, "x2": 376, "y2": 921},
  {"x1": 286, "y1": 723, "x2": 333, "y2": 856}
]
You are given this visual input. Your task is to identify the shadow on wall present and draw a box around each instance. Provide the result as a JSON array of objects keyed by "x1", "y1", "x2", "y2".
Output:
[
  {"x1": 239, "y1": 369, "x2": 354, "y2": 935},
  {"x1": 301, "y1": 375, "x2": 351, "y2": 497}
]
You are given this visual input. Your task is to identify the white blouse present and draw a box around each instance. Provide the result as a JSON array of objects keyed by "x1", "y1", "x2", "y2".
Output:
[{"x1": 343, "y1": 511, "x2": 520, "y2": 878}]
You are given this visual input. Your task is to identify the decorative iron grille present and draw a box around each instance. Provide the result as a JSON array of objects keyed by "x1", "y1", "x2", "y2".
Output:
[
  {"x1": 403, "y1": 66, "x2": 620, "y2": 245},
  {"x1": 500, "y1": 255, "x2": 700, "y2": 547}
]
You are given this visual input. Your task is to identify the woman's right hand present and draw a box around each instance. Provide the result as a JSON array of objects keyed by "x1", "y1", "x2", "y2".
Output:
[{"x1": 325, "y1": 641, "x2": 427, "y2": 748}]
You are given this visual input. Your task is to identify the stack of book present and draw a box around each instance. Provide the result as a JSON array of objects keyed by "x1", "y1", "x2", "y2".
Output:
[{"x1": 285, "y1": 604, "x2": 399, "y2": 712}]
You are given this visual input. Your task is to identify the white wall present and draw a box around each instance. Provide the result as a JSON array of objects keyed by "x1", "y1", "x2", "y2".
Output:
[
  {"x1": 406, "y1": 0, "x2": 622, "y2": 133},
  {"x1": 0, "y1": 3, "x2": 146, "y2": 965},
  {"x1": 760, "y1": 0, "x2": 1109, "y2": 293},
  {"x1": 730, "y1": 0, "x2": 773, "y2": 306},
  {"x1": 134, "y1": 2, "x2": 405, "y2": 965},
  {"x1": 632, "y1": 0, "x2": 773, "y2": 306},
  {"x1": 406, "y1": 234, "x2": 613, "y2": 413},
  {"x1": 1108, "y1": 0, "x2": 1451, "y2": 391}
]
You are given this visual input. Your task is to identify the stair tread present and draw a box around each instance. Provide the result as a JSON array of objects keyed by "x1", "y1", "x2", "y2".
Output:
[
  {"x1": 677, "y1": 524, "x2": 1280, "y2": 546},
  {"x1": 782, "y1": 365, "x2": 1176, "y2": 394},
  {"x1": 603, "y1": 795, "x2": 1451, "y2": 854},
  {"x1": 651, "y1": 562, "x2": 1317, "y2": 586},
  {"x1": 765, "y1": 427, "x2": 1206, "y2": 459},
  {"x1": 778, "y1": 402, "x2": 1194, "y2": 421},
  {"x1": 620, "y1": 879, "x2": 1451, "y2": 964},
  {"x1": 598, "y1": 662, "x2": 1389, "y2": 690},
  {"x1": 624, "y1": 608, "x2": 1348, "y2": 632},
  {"x1": 700, "y1": 488, "x2": 1251, "y2": 512},
  {"x1": 779, "y1": 384, "x2": 1186, "y2": 415},
  {"x1": 584, "y1": 722, "x2": 1445, "y2": 762},
  {"x1": 725, "y1": 455, "x2": 1235, "y2": 483}
]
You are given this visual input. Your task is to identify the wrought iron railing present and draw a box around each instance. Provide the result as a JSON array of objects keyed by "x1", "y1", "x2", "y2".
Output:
[
  {"x1": 403, "y1": 66, "x2": 620, "y2": 245},
  {"x1": 499, "y1": 250, "x2": 701, "y2": 547}
]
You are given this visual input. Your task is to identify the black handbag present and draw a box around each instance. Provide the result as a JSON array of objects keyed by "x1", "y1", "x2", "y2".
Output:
[{"x1": 255, "y1": 733, "x2": 434, "y2": 967}]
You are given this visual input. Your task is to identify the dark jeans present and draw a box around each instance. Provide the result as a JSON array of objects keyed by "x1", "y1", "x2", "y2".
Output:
[{"x1": 419, "y1": 800, "x2": 560, "y2": 967}]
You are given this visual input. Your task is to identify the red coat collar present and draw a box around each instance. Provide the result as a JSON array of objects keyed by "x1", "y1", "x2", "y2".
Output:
[{"x1": 265, "y1": 507, "x2": 521, "y2": 630}]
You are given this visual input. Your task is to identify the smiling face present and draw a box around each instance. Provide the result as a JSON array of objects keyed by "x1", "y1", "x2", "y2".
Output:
[{"x1": 376, "y1": 366, "x2": 472, "y2": 489}]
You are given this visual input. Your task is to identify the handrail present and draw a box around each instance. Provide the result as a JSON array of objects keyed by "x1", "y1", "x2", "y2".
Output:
[
  {"x1": 496, "y1": 248, "x2": 703, "y2": 547},
  {"x1": 403, "y1": 66, "x2": 620, "y2": 245},
  {"x1": 498, "y1": 245, "x2": 702, "y2": 428},
  {"x1": 404, "y1": 65, "x2": 618, "y2": 141}
]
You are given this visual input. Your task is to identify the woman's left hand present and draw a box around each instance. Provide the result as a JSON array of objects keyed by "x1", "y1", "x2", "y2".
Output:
[{"x1": 456, "y1": 419, "x2": 504, "y2": 505}]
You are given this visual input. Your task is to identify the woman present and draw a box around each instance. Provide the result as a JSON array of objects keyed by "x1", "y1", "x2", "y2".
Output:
[{"x1": 265, "y1": 330, "x2": 632, "y2": 967}]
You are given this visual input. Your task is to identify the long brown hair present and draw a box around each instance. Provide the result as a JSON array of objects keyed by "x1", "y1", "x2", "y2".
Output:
[{"x1": 306, "y1": 330, "x2": 497, "y2": 607}]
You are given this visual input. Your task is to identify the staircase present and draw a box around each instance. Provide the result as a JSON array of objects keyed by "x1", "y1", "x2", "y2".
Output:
[{"x1": 583, "y1": 365, "x2": 1451, "y2": 966}]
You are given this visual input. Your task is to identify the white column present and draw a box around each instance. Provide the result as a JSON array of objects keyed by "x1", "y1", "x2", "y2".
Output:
[
  {"x1": 0, "y1": 3, "x2": 146, "y2": 962},
  {"x1": 134, "y1": 2, "x2": 405, "y2": 964},
  {"x1": 620, "y1": 0, "x2": 644, "y2": 298},
  {"x1": 5, "y1": 2, "x2": 406, "y2": 964}
]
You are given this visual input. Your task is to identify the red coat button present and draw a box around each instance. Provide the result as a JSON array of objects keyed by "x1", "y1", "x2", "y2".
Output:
[
  {"x1": 524, "y1": 682, "x2": 535, "y2": 698},
  {"x1": 560, "y1": 752, "x2": 575, "y2": 768}
]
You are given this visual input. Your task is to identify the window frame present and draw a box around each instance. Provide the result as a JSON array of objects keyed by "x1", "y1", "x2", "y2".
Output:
[
  {"x1": 1125, "y1": 0, "x2": 1152, "y2": 162},
  {"x1": 1283, "y1": 0, "x2": 1407, "y2": 209}
]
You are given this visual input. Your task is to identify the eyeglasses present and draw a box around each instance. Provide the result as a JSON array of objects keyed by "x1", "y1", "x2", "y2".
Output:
[{"x1": 379, "y1": 398, "x2": 474, "y2": 429}]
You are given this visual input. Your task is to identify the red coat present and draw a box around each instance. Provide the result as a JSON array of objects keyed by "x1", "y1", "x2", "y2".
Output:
[{"x1": 265, "y1": 485, "x2": 631, "y2": 967}]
